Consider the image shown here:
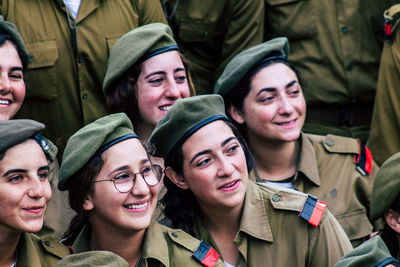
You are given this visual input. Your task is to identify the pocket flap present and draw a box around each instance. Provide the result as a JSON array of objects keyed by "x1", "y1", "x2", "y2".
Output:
[
  {"x1": 335, "y1": 209, "x2": 373, "y2": 241},
  {"x1": 27, "y1": 40, "x2": 58, "y2": 69}
]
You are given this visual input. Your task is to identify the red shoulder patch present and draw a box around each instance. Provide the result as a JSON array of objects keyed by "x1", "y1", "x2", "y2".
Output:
[{"x1": 354, "y1": 140, "x2": 373, "y2": 175}]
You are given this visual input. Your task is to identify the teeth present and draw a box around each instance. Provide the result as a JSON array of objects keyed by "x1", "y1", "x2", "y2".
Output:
[
  {"x1": 0, "y1": 99, "x2": 10, "y2": 105},
  {"x1": 160, "y1": 105, "x2": 171, "y2": 111},
  {"x1": 221, "y1": 181, "x2": 236, "y2": 188},
  {"x1": 125, "y1": 202, "x2": 148, "y2": 209}
]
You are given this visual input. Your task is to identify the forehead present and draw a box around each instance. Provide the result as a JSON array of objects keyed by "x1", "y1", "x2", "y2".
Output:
[
  {"x1": 140, "y1": 50, "x2": 184, "y2": 73},
  {"x1": 251, "y1": 63, "x2": 297, "y2": 87},
  {"x1": 101, "y1": 138, "x2": 148, "y2": 163},
  {"x1": 0, "y1": 139, "x2": 46, "y2": 166},
  {"x1": 0, "y1": 40, "x2": 22, "y2": 66}
]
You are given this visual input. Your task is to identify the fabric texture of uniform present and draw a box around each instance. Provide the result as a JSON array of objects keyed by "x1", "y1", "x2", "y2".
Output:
[
  {"x1": 0, "y1": 15, "x2": 29, "y2": 67},
  {"x1": 214, "y1": 37, "x2": 289, "y2": 97},
  {"x1": 16, "y1": 233, "x2": 70, "y2": 267},
  {"x1": 103, "y1": 23, "x2": 178, "y2": 93},
  {"x1": 0, "y1": 0, "x2": 167, "y2": 148},
  {"x1": 161, "y1": 0, "x2": 264, "y2": 95},
  {"x1": 70, "y1": 222, "x2": 225, "y2": 267},
  {"x1": 160, "y1": 181, "x2": 352, "y2": 266},
  {"x1": 368, "y1": 5, "x2": 400, "y2": 166},
  {"x1": 251, "y1": 133, "x2": 378, "y2": 246},
  {"x1": 334, "y1": 235, "x2": 399, "y2": 267},
  {"x1": 54, "y1": 251, "x2": 129, "y2": 267},
  {"x1": 149, "y1": 94, "x2": 229, "y2": 158},
  {"x1": 58, "y1": 113, "x2": 136, "y2": 190},
  {"x1": 370, "y1": 152, "x2": 400, "y2": 221},
  {"x1": 264, "y1": 0, "x2": 397, "y2": 141}
]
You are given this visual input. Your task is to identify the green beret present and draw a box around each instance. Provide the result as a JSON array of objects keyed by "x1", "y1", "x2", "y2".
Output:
[
  {"x1": 54, "y1": 251, "x2": 129, "y2": 267},
  {"x1": 214, "y1": 37, "x2": 289, "y2": 97},
  {"x1": 103, "y1": 22, "x2": 178, "y2": 94},
  {"x1": 58, "y1": 113, "x2": 138, "y2": 191},
  {"x1": 371, "y1": 152, "x2": 400, "y2": 220},
  {"x1": 0, "y1": 119, "x2": 56, "y2": 161},
  {"x1": 0, "y1": 16, "x2": 29, "y2": 68},
  {"x1": 334, "y1": 236, "x2": 398, "y2": 267},
  {"x1": 149, "y1": 95, "x2": 229, "y2": 159}
]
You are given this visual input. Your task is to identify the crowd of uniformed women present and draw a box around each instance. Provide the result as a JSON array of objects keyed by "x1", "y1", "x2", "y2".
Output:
[{"x1": 1, "y1": 1, "x2": 400, "y2": 266}]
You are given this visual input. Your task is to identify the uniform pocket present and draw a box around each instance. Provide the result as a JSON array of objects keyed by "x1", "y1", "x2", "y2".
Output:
[
  {"x1": 335, "y1": 209, "x2": 373, "y2": 241},
  {"x1": 106, "y1": 33, "x2": 124, "y2": 57},
  {"x1": 26, "y1": 39, "x2": 59, "y2": 100},
  {"x1": 179, "y1": 20, "x2": 223, "y2": 43},
  {"x1": 265, "y1": 0, "x2": 317, "y2": 39}
]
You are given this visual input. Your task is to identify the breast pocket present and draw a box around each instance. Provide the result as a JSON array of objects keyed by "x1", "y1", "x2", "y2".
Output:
[
  {"x1": 26, "y1": 40, "x2": 59, "y2": 100},
  {"x1": 179, "y1": 19, "x2": 224, "y2": 43},
  {"x1": 335, "y1": 209, "x2": 373, "y2": 241},
  {"x1": 265, "y1": 0, "x2": 317, "y2": 40}
]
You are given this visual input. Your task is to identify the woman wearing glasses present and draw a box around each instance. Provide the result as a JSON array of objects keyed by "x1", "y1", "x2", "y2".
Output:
[{"x1": 57, "y1": 113, "x2": 224, "y2": 266}]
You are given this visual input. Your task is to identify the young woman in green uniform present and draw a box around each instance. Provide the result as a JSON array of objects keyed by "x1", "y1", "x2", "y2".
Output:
[
  {"x1": 150, "y1": 94, "x2": 352, "y2": 266},
  {"x1": 0, "y1": 120, "x2": 70, "y2": 267},
  {"x1": 103, "y1": 23, "x2": 193, "y2": 142},
  {"x1": 214, "y1": 37, "x2": 378, "y2": 247},
  {"x1": 58, "y1": 113, "x2": 224, "y2": 267}
]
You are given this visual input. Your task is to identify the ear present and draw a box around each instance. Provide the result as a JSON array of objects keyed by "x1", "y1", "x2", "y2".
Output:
[
  {"x1": 385, "y1": 209, "x2": 400, "y2": 234},
  {"x1": 83, "y1": 194, "x2": 95, "y2": 211},
  {"x1": 228, "y1": 104, "x2": 245, "y2": 124},
  {"x1": 165, "y1": 166, "x2": 189, "y2": 190}
]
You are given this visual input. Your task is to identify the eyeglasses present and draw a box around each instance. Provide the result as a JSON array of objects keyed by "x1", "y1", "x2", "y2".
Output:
[{"x1": 94, "y1": 164, "x2": 163, "y2": 193}]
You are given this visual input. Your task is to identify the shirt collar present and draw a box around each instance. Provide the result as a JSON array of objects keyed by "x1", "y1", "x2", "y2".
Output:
[{"x1": 296, "y1": 133, "x2": 321, "y2": 187}]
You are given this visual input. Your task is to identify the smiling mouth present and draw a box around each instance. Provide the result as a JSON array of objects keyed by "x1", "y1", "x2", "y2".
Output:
[
  {"x1": 219, "y1": 180, "x2": 239, "y2": 189},
  {"x1": 22, "y1": 206, "x2": 44, "y2": 213},
  {"x1": 0, "y1": 99, "x2": 10, "y2": 105},
  {"x1": 275, "y1": 119, "x2": 297, "y2": 126},
  {"x1": 124, "y1": 202, "x2": 148, "y2": 209},
  {"x1": 159, "y1": 105, "x2": 172, "y2": 112}
]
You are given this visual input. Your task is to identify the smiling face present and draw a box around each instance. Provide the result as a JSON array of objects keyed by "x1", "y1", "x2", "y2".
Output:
[
  {"x1": 167, "y1": 120, "x2": 248, "y2": 213},
  {"x1": 0, "y1": 140, "x2": 51, "y2": 234},
  {"x1": 0, "y1": 40, "x2": 26, "y2": 120},
  {"x1": 230, "y1": 63, "x2": 306, "y2": 144},
  {"x1": 135, "y1": 50, "x2": 190, "y2": 130},
  {"x1": 84, "y1": 138, "x2": 160, "y2": 235}
]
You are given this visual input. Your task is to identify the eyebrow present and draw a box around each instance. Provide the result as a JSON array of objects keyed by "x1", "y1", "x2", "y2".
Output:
[
  {"x1": 11, "y1": 66, "x2": 23, "y2": 72},
  {"x1": 108, "y1": 158, "x2": 150, "y2": 175},
  {"x1": 145, "y1": 71, "x2": 165, "y2": 79},
  {"x1": 38, "y1": 166, "x2": 50, "y2": 172},
  {"x1": 256, "y1": 80, "x2": 298, "y2": 96},
  {"x1": 189, "y1": 136, "x2": 238, "y2": 164},
  {"x1": 2, "y1": 165, "x2": 48, "y2": 177}
]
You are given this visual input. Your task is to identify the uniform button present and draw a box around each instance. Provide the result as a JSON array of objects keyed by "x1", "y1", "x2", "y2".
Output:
[
  {"x1": 341, "y1": 26, "x2": 348, "y2": 33},
  {"x1": 272, "y1": 195, "x2": 280, "y2": 202},
  {"x1": 346, "y1": 64, "x2": 353, "y2": 71},
  {"x1": 44, "y1": 240, "x2": 51, "y2": 247},
  {"x1": 172, "y1": 232, "x2": 178, "y2": 238},
  {"x1": 203, "y1": 31, "x2": 209, "y2": 38},
  {"x1": 82, "y1": 93, "x2": 88, "y2": 100},
  {"x1": 326, "y1": 139, "x2": 334, "y2": 146},
  {"x1": 78, "y1": 56, "x2": 84, "y2": 63}
]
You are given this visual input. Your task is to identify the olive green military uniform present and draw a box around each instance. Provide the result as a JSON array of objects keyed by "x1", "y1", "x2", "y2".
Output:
[
  {"x1": 161, "y1": 0, "x2": 264, "y2": 95},
  {"x1": 71, "y1": 222, "x2": 225, "y2": 267},
  {"x1": 16, "y1": 233, "x2": 70, "y2": 267},
  {"x1": 265, "y1": 0, "x2": 397, "y2": 142},
  {"x1": 368, "y1": 5, "x2": 400, "y2": 166},
  {"x1": 0, "y1": 0, "x2": 166, "y2": 146},
  {"x1": 251, "y1": 133, "x2": 378, "y2": 247},
  {"x1": 334, "y1": 236, "x2": 399, "y2": 267},
  {"x1": 171, "y1": 181, "x2": 352, "y2": 266}
]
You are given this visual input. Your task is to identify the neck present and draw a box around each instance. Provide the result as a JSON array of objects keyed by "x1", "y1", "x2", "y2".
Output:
[
  {"x1": 135, "y1": 120, "x2": 155, "y2": 142},
  {"x1": 91, "y1": 225, "x2": 145, "y2": 266},
  {"x1": 248, "y1": 133, "x2": 299, "y2": 181},
  {"x1": 0, "y1": 230, "x2": 20, "y2": 267}
]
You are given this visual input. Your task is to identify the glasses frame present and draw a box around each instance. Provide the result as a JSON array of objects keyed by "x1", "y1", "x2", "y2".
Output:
[{"x1": 93, "y1": 164, "x2": 163, "y2": 193}]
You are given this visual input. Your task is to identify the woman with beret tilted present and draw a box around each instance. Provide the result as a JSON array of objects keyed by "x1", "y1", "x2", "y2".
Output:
[
  {"x1": 150, "y1": 94, "x2": 352, "y2": 266},
  {"x1": 214, "y1": 37, "x2": 379, "y2": 247},
  {"x1": 58, "y1": 113, "x2": 224, "y2": 267},
  {"x1": 0, "y1": 120, "x2": 70, "y2": 266},
  {"x1": 103, "y1": 23, "x2": 193, "y2": 142}
]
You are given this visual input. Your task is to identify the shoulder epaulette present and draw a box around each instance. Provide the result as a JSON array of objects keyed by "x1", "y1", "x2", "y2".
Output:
[
  {"x1": 192, "y1": 241, "x2": 220, "y2": 267},
  {"x1": 354, "y1": 140, "x2": 373, "y2": 176},
  {"x1": 321, "y1": 134, "x2": 359, "y2": 154},
  {"x1": 299, "y1": 195, "x2": 327, "y2": 227},
  {"x1": 40, "y1": 235, "x2": 71, "y2": 258},
  {"x1": 384, "y1": 4, "x2": 400, "y2": 42}
]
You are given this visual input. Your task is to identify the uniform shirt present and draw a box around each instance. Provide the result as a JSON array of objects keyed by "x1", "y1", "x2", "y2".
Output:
[
  {"x1": 368, "y1": 16, "x2": 400, "y2": 166},
  {"x1": 251, "y1": 133, "x2": 378, "y2": 247},
  {"x1": 191, "y1": 181, "x2": 352, "y2": 266},
  {"x1": 161, "y1": 0, "x2": 264, "y2": 95},
  {"x1": 16, "y1": 233, "x2": 70, "y2": 267},
  {"x1": 0, "y1": 0, "x2": 167, "y2": 145},
  {"x1": 264, "y1": 0, "x2": 397, "y2": 139},
  {"x1": 71, "y1": 223, "x2": 225, "y2": 267}
]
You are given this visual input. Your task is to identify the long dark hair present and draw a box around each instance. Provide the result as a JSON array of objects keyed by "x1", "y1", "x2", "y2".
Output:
[
  {"x1": 223, "y1": 59, "x2": 304, "y2": 139},
  {"x1": 380, "y1": 193, "x2": 400, "y2": 258},
  {"x1": 161, "y1": 120, "x2": 254, "y2": 235},
  {"x1": 105, "y1": 52, "x2": 195, "y2": 126}
]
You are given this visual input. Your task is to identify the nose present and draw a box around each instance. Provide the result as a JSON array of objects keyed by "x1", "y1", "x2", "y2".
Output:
[
  {"x1": 164, "y1": 78, "x2": 181, "y2": 99},
  {"x1": 0, "y1": 73, "x2": 12, "y2": 94},
  {"x1": 216, "y1": 156, "x2": 235, "y2": 178},
  {"x1": 27, "y1": 177, "x2": 45, "y2": 199},
  {"x1": 131, "y1": 174, "x2": 150, "y2": 196},
  {"x1": 277, "y1": 95, "x2": 295, "y2": 115}
]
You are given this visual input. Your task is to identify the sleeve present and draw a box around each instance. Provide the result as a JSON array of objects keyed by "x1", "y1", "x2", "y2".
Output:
[
  {"x1": 214, "y1": 0, "x2": 264, "y2": 80},
  {"x1": 136, "y1": 0, "x2": 167, "y2": 26},
  {"x1": 308, "y1": 209, "x2": 353, "y2": 266}
]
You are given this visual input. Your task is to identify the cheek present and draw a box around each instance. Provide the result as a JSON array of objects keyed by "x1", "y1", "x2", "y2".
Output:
[
  {"x1": 43, "y1": 181, "x2": 52, "y2": 201},
  {"x1": 178, "y1": 84, "x2": 190, "y2": 98},
  {"x1": 12, "y1": 82, "x2": 26, "y2": 102}
]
